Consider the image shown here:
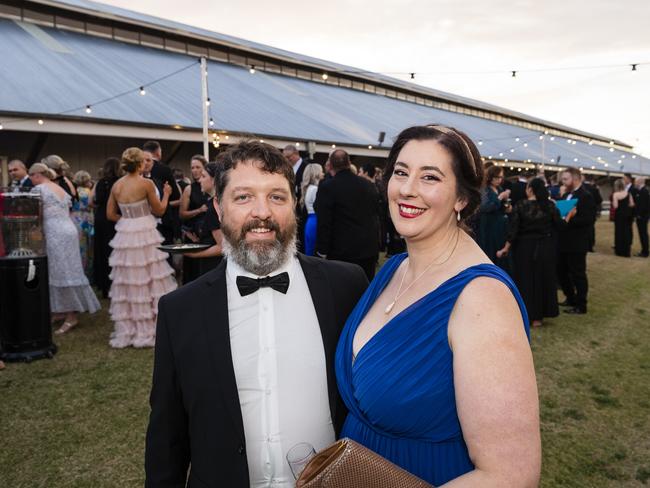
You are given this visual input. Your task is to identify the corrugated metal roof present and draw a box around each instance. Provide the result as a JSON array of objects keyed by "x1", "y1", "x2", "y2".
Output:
[
  {"x1": 0, "y1": 18, "x2": 648, "y2": 175},
  {"x1": 26, "y1": 0, "x2": 633, "y2": 146}
]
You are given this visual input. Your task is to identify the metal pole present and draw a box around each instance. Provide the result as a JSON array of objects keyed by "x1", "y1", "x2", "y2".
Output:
[{"x1": 200, "y1": 57, "x2": 209, "y2": 159}]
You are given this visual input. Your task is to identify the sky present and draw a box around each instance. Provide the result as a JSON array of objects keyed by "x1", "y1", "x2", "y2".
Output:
[{"x1": 101, "y1": 0, "x2": 650, "y2": 155}]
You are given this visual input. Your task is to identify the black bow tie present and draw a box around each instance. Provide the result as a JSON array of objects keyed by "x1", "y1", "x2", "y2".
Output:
[{"x1": 236, "y1": 272, "x2": 290, "y2": 297}]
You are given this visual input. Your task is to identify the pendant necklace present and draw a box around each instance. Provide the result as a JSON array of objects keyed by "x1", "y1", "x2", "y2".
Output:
[{"x1": 384, "y1": 230, "x2": 461, "y2": 315}]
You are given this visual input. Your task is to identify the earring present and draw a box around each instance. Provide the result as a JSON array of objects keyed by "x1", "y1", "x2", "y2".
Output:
[{"x1": 456, "y1": 211, "x2": 461, "y2": 222}]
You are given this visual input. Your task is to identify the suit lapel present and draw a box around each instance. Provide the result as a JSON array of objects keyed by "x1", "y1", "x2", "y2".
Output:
[
  {"x1": 297, "y1": 254, "x2": 339, "y2": 422},
  {"x1": 202, "y1": 260, "x2": 246, "y2": 444}
]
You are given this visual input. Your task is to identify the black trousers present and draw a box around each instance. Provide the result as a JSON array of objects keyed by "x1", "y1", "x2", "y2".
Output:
[
  {"x1": 557, "y1": 251, "x2": 588, "y2": 311},
  {"x1": 636, "y1": 217, "x2": 649, "y2": 256}
]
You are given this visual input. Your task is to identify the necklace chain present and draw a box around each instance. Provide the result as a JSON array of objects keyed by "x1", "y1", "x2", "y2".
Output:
[{"x1": 384, "y1": 231, "x2": 461, "y2": 314}]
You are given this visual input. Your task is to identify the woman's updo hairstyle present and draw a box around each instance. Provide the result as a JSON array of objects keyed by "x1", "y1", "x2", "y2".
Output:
[
  {"x1": 383, "y1": 124, "x2": 484, "y2": 225},
  {"x1": 29, "y1": 162, "x2": 57, "y2": 180},
  {"x1": 121, "y1": 147, "x2": 144, "y2": 174}
]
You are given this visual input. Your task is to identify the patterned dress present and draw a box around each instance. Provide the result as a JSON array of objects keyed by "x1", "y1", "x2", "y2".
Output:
[
  {"x1": 70, "y1": 186, "x2": 94, "y2": 281},
  {"x1": 38, "y1": 184, "x2": 101, "y2": 314},
  {"x1": 108, "y1": 199, "x2": 177, "y2": 348}
]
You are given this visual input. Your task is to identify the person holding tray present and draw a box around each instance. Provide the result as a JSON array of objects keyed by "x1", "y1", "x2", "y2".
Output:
[{"x1": 106, "y1": 148, "x2": 177, "y2": 349}]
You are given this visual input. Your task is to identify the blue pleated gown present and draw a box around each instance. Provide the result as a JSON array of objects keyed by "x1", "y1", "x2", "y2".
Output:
[{"x1": 335, "y1": 254, "x2": 529, "y2": 486}]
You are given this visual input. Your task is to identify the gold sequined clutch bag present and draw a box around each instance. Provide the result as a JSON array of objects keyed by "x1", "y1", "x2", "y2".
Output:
[{"x1": 296, "y1": 438, "x2": 433, "y2": 488}]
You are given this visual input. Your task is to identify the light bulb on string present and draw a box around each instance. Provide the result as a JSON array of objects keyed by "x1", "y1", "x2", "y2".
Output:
[
  {"x1": 0, "y1": 123, "x2": 3, "y2": 130},
  {"x1": 550, "y1": 137, "x2": 555, "y2": 141},
  {"x1": 206, "y1": 98, "x2": 211, "y2": 107},
  {"x1": 478, "y1": 140, "x2": 483, "y2": 146},
  {"x1": 209, "y1": 117, "x2": 214, "y2": 126},
  {"x1": 249, "y1": 65, "x2": 256, "y2": 74},
  {"x1": 609, "y1": 147, "x2": 615, "y2": 152},
  {"x1": 295, "y1": 142, "x2": 300, "y2": 147},
  {"x1": 322, "y1": 73, "x2": 328, "y2": 80},
  {"x1": 139, "y1": 86, "x2": 146, "y2": 95},
  {"x1": 632, "y1": 155, "x2": 637, "y2": 159},
  {"x1": 539, "y1": 135, "x2": 544, "y2": 140},
  {"x1": 38, "y1": 119, "x2": 44, "y2": 125},
  {"x1": 510, "y1": 148, "x2": 515, "y2": 153},
  {"x1": 523, "y1": 142, "x2": 528, "y2": 147},
  {"x1": 515, "y1": 137, "x2": 520, "y2": 142},
  {"x1": 85, "y1": 105, "x2": 92, "y2": 114},
  {"x1": 511, "y1": 70, "x2": 516, "y2": 78},
  {"x1": 632, "y1": 64, "x2": 638, "y2": 71},
  {"x1": 368, "y1": 145, "x2": 373, "y2": 149},
  {"x1": 410, "y1": 73, "x2": 415, "y2": 80}
]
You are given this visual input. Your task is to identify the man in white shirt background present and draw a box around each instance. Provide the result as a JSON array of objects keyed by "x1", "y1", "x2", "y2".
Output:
[{"x1": 145, "y1": 141, "x2": 368, "y2": 488}]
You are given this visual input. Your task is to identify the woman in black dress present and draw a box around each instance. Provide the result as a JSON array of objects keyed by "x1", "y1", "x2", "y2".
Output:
[
  {"x1": 477, "y1": 165, "x2": 511, "y2": 268},
  {"x1": 497, "y1": 178, "x2": 575, "y2": 327},
  {"x1": 183, "y1": 162, "x2": 223, "y2": 283},
  {"x1": 91, "y1": 157, "x2": 121, "y2": 298},
  {"x1": 179, "y1": 155, "x2": 210, "y2": 243},
  {"x1": 612, "y1": 178, "x2": 635, "y2": 257}
]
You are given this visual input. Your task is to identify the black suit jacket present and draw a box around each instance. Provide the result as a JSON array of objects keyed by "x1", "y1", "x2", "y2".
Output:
[
  {"x1": 632, "y1": 186, "x2": 649, "y2": 219},
  {"x1": 558, "y1": 185, "x2": 596, "y2": 253},
  {"x1": 314, "y1": 169, "x2": 380, "y2": 261},
  {"x1": 145, "y1": 255, "x2": 368, "y2": 488},
  {"x1": 150, "y1": 160, "x2": 181, "y2": 230}
]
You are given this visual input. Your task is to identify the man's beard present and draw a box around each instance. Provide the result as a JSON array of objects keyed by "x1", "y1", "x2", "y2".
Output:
[{"x1": 221, "y1": 214, "x2": 297, "y2": 276}]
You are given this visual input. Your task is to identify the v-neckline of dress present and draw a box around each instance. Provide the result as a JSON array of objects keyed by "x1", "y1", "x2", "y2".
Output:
[{"x1": 351, "y1": 256, "x2": 493, "y2": 368}]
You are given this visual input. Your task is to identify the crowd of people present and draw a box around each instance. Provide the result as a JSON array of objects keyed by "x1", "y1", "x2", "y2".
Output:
[{"x1": 3, "y1": 124, "x2": 649, "y2": 483}]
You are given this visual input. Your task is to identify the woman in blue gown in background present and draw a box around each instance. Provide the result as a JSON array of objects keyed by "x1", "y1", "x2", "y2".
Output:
[{"x1": 335, "y1": 125, "x2": 541, "y2": 486}]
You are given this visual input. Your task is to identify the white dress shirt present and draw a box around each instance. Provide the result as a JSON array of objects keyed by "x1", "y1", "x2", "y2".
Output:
[
  {"x1": 226, "y1": 256, "x2": 335, "y2": 488},
  {"x1": 292, "y1": 158, "x2": 303, "y2": 176}
]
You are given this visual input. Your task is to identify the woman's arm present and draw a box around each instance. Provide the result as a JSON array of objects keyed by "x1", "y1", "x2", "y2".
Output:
[
  {"x1": 185, "y1": 230, "x2": 223, "y2": 258},
  {"x1": 612, "y1": 194, "x2": 619, "y2": 210},
  {"x1": 444, "y1": 277, "x2": 541, "y2": 487},
  {"x1": 106, "y1": 190, "x2": 121, "y2": 222},
  {"x1": 147, "y1": 180, "x2": 170, "y2": 217},
  {"x1": 179, "y1": 185, "x2": 207, "y2": 220}
]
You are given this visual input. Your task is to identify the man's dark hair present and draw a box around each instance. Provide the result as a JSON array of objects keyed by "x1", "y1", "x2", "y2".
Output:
[
  {"x1": 329, "y1": 149, "x2": 351, "y2": 172},
  {"x1": 624, "y1": 172, "x2": 633, "y2": 181},
  {"x1": 562, "y1": 167, "x2": 582, "y2": 179},
  {"x1": 216, "y1": 141, "x2": 295, "y2": 203},
  {"x1": 361, "y1": 164, "x2": 376, "y2": 178},
  {"x1": 143, "y1": 141, "x2": 161, "y2": 154}
]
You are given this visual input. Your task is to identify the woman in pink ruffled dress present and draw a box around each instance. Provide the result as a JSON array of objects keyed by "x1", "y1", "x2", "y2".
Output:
[{"x1": 106, "y1": 148, "x2": 177, "y2": 348}]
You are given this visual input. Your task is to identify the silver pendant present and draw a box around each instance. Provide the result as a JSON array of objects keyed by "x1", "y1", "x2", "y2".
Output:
[{"x1": 384, "y1": 301, "x2": 395, "y2": 314}]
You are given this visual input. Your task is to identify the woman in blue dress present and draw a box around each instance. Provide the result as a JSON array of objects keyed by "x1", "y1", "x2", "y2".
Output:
[{"x1": 335, "y1": 125, "x2": 540, "y2": 486}]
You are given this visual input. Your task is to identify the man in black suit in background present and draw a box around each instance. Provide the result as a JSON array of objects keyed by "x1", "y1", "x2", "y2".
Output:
[
  {"x1": 143, "y1": 141, "x2": 181, "y2": 245},
  {"x1": 314, "y1": 149, "x2": 380, "y2": 280},
  {"x1": 582, "y1": 175, "x2": 603, "y2": 252},
  {"x1": 145, "y1": 141, "x2": 368, "y2": 488},
  {"x1": 557, "y1": 167, "x2": 596, "y2": 315},
  {"x1": 632, "y1": 176, "x2": 649, "y2": 257}
]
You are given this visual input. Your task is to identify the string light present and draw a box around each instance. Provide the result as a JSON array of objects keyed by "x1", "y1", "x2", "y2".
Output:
[
  {"x1": 295, "y1": 142, "x2": 300, "y2": 147},
  {"x1": 322, "y1": 73, "x2": 329, "y2": 80},
  {"x1": 539, "y1": 135, "x2": 544, "y2": 140},
  {"x1": 410, "y1": 73, "x2": 415, "y2": 80},
  {"x1": 550, "y1": 136, "x2": 555, "y2": 141},
  {"x1": 609, "y1": 147, "x2": 615, "y2": 152},
  {"x1": 511, "y1": 70, "x2": 516, "y2": 78},
  {"x1": 38, "y1": 119, "x2": 44, "y2": 125},
  {"x1": 0, "y1": 123, "x2": 4, "y2": 130},
  {"x1": 368, "y1": 145, "x2": 373, "y2": 149},
  {"x1": 331, "y1": 144, "x2": 336, "y2": 148},
  {"x1": 85, "y1": 105, "x2": 92, "y2": 114},
  {"x1": 249, "y1": 65, "x2": 256, "y2": 74},
  {"x1": 139, "y1": 86, "x2": 146, "y2": 95},
  {"x1": 632, "y1": 155, "x2": 637, "y2": 159},
  {"x1": 206, "y1": 98, "x2": 211, "y2": 107},
  {"x1": 510, "y1": 148, "x2": 515, "y2": 153},
  {"x1": 499, "y1": 152, "x2": 504, "y2": 157},
  {"x1": 478, "y1": 140, "x2": 483, "y2": 145},
  {"x1": 515, "y1": 137, "x2": 520, "y2": 142},
  {"x1": 209, "y1": 117, "x2": 214, "y2": 126},
  {"x1": 523, "y1": 142, "x2": 528, "y2": 147},
  {"x1": 632, "y1": 64, "x2": 638, "y2": 71}
]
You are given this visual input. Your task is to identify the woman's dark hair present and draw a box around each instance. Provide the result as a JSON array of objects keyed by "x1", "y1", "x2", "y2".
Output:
[
  {"x1": 527, "y1": 177, "x2": 553, "y2": 211},
  {"x1": 191, "y1": 154, "x2": 208, "y2": 167},
  {"x1": 102, "y1": 157, "x2": 121, "y2": 180},
  {"x1": 483, "y1": 164, "x2": 504, "y2": 188},
  {"x1": 383, "y1": 125, "x2": 484, "y2": 225},
  {"x1": 216, "y1": 141, "x2": 295, "y2": 203},
  {"x1": 204, "y1": 161, "x2": 220, "y2": 180}
]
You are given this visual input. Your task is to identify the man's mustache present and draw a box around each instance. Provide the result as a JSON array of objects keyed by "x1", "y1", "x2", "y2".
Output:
[{"x1": 240, "y1": 219, "x2": 281, "y2": 237}]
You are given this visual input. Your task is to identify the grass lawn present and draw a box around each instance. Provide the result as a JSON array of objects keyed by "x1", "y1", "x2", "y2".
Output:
[{"x1": 1, "y1": 220, "x2": 649, "y2": 487}]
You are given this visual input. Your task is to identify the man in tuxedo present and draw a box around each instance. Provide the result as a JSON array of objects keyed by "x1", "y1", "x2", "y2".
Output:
[
  {"x1": 314, "y1": 150, "x2": 380, "y2": 280},
  {"x1": 582, "y1": 175, "x2": 603, "y2": 252},
  {"x1": 557, "y1": 167, "x2": 596, "y2": 314},
  {"x1": 8, "y1": 159, "x2": 34, "y2": 191},
  {"x1": 143, "y1": 141, "x2": 181, "y2": 245},
  {"x1": 632, "y1": 177, "x2": 649, "y2": 257},
  {"x1": 145, "y1": 141, "x2": 368, "y2": 488}
]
